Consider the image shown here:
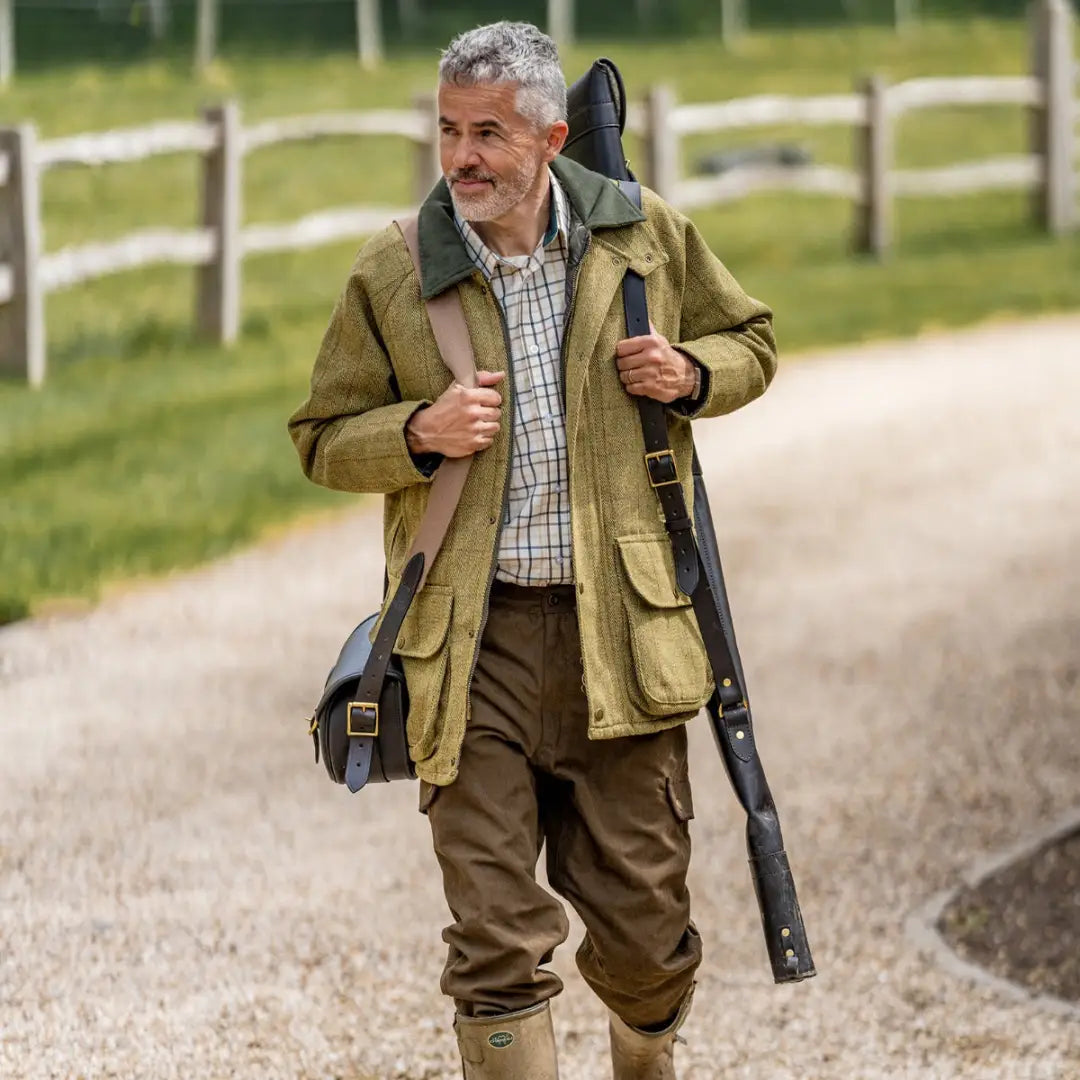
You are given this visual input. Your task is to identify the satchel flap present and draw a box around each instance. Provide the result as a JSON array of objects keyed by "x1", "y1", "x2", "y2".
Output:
[
  {"x1": 318, "y1": 612, "x2": 379, "y2": 711},
  {"x1": 395, "y1": 584, "x2": 454, "y2": 658},
  {"x1": 616, "y1": 535, "x2": 691, "y2": 609}
]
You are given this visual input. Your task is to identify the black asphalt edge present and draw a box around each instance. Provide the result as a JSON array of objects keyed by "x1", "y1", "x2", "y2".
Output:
[{"x1": 903, "y1": 804, "x2": 1080, "y2": 1021}]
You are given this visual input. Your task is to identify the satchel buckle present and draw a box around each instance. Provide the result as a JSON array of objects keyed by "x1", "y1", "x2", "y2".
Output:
[
  {"x1": 347, "y1": 701, "x2": 379, "y2": 738},
  {"x1": 644, "y1": 450, "x2": 679, "y2": 488}
]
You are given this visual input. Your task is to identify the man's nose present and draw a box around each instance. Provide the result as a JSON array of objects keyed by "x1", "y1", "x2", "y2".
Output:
[{"x1": 452, "y1": 137, "x2": 481, "y2": 170}]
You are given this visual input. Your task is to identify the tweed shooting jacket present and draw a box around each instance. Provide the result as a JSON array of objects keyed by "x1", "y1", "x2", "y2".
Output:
[{"x1": 288, "y1": 156, "x2": 777, "y2": 786}]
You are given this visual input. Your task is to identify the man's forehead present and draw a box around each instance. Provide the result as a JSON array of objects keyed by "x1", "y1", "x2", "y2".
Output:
[{"x1": 438, "y1": 82, "x2": 522, "y2": 122}]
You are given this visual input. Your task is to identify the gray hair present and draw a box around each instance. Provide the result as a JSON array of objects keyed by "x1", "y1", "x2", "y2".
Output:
[{"x1": 439, "y1": 21, "x2": 567, "y2": 129}]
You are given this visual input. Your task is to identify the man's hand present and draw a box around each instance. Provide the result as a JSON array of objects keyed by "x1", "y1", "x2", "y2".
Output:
[
  {"x1": 615, "y1": 323, "x2": 696, "y2": 404},
  {"x1": 406, "y1": 370, "x2": 506, "y2": 459}
]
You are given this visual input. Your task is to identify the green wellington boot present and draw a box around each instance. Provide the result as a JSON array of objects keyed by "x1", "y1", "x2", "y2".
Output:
[
  {"x1": 454, "y1": 1001, "x2": 559, "y2": 1079},
  {"x1": 608, "y1": 985, "x2": 695, "y2": 1080}
]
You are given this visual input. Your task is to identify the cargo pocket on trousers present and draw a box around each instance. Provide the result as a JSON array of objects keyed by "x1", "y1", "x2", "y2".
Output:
[
  {"x1": 665, "y1": 771, "x2": 695, "y2": 824},
  {"x1": 616, "y1": 534, "x2": 712, "y2": 716},
  {"x1": 418, "y1": 780, "x2": 440, "y2": 815},
  {"x1": 395, "y1": 584, "x2": 454, "y2": 763}
]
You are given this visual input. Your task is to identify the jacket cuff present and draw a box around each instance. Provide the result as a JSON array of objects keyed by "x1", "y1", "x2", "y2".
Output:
[
  {"x1": 312, "y1": 399, "x2": 442, "y2": 492},
  {"x1": 405, "y1": 403, "x2": 445, "y2": 478},
  {"x1": 666, "y1": 353, "x2": 710, "y2": 418}
]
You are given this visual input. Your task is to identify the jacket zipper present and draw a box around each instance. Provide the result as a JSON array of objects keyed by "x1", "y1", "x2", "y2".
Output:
[
  {"x1": 559, "y1": 232, "x2": 598, "y2": 715},
  {"x1": 554, "y1": 229, "x2": 589, "y2": 589},
  {"x1": 558, "y1": 231, "x2": 590, "y2": 408}
]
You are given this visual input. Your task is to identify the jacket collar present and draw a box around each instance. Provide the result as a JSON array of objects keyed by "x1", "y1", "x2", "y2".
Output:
[{"x1": 415, "y1": 155, "x2": 646, "y2": 300}]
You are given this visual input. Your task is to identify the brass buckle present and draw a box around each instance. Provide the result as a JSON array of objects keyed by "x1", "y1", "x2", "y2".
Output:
[
  {"x1": 346, "y1": 701, "x2": 379, "y2": 738},
  {"x1": 644, "y1": 450, "x2": 679, "y2": 488}
]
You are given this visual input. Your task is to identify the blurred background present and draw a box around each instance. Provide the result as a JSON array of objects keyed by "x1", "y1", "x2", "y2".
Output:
[
  {"x1": 1, "y1": 5, "x2": 1078, "y2": 1078},
  {"x1": 0, "y1": 0, "x2": 1077, "y2": 623}
]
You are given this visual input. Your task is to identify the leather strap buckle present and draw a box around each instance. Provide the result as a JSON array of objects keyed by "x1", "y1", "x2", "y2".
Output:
[
  {"x1": 347, "y1": 701, "x2": 379, "y2": 738},
  {"x1": 644, "y1": 450, "x2": 679, "y2": 488}
]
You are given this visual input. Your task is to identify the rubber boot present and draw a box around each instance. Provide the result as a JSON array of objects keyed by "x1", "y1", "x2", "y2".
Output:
[
  {"x1": 454, "y1": 1000, "x2": 559, "y2": 1079},
  {"x1": 608, "y1": 984, "x2": 695, "y2": 1080}
]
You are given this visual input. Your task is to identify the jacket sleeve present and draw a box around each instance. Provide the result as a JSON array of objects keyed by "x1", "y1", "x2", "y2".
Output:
[
  {"x1": 670, "y1": 216, "x2": 777, "y2": 421},
  {"x1": 288, "y1": 267, "x2": 439, "y2": 495}
]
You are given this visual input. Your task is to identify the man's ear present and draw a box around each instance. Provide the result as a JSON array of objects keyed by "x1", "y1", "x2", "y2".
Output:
[{"x1": 544, "y1": 120, "x2": 569, "y2": 161}]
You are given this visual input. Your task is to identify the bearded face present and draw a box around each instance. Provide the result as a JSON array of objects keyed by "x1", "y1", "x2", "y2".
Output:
[{"x1": 438, "y1": 82, "x2": 564, "y2": 225}]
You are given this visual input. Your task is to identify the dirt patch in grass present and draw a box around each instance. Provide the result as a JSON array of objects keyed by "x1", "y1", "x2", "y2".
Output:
[{"x1": 940, "y1": 829, "x2": 1080, "y2": 1004}]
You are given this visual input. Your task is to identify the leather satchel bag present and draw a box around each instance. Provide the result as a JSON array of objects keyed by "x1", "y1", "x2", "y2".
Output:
[{"x1": 306, "y1": 216, "x2": 479, "y2": 793}]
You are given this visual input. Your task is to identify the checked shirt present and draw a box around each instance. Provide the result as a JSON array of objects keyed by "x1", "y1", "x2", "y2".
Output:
[{"x1": 454, "y1": 170, "x2": 574, "y2": 586}]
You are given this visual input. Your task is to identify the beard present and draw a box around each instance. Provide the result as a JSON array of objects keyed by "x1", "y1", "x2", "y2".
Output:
[{"x1": 448, "y1": 151, "x2": 545, "y2": 223}]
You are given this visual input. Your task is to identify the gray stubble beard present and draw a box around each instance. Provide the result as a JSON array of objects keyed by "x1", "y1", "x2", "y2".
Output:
[{"x1": 448, "y1": 150, "x2": 547, "y2": 224}]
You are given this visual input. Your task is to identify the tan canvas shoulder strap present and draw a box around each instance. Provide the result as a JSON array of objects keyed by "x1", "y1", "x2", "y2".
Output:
[{"x1": 394, "y1": 215, "x2": 477, "y2": 590}]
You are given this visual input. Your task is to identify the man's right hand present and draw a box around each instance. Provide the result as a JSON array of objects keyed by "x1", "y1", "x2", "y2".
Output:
[{"x1": 405, "y1": 370, "x2": 506, "y2": 460}]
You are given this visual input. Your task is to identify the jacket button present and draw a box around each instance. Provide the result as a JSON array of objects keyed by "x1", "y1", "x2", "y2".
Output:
[
  {"x1": 594, "y1": 708, "x2": 604, "y2": 721},
  {"x1": 645, "y1": 254, "x2": 653, "y2": 263},
  {"x1": 489, "y1": 516, "x2": 497, "y2": 525}
]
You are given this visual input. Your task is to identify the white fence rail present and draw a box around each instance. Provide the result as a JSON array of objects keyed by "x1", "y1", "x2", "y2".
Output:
[
  {"x1": 641, "y1": 0, "x2": 1076, "y2": 259},
  {"x1": 36, "y1": 122, "x2": 218, "y2": 170},
  {"x1": 0, "y1": 95, "x2": 443, "y2": 385},
  {"x1": 0, "y1": 0, "x2": 1076, "y2": 386}
]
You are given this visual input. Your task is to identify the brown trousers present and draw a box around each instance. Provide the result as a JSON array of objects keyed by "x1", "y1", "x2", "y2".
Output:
[{"x1": 420, "y1": 580, "x2": 702, "y2": 1029}]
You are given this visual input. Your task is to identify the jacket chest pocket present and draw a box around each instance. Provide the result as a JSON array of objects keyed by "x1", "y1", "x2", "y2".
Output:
[{"x1": 615, "y1": 534, "x2": 712, "y2": 716}]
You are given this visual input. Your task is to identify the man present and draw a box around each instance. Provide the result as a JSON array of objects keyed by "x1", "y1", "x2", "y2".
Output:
[{"x1": 289, "y1": 21, "x2": 776, "y2": 1080}]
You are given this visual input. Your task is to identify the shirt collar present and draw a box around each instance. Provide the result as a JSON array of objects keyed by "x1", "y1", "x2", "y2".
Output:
[{"x1": 454, "y1": 167, "x2": 568, "y2": 280}]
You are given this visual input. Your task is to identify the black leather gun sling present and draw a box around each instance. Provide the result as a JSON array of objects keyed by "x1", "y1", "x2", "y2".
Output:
[{"x1": 618, "y1": 178, "x2": 815, "y2": 983}]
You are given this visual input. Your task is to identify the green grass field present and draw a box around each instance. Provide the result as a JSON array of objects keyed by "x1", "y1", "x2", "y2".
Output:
[{"x1": 1, "y1": 16, "x2": 1078, "y2": 622}]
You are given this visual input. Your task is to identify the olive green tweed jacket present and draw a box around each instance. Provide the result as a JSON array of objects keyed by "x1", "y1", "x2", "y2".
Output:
[{"x1": 288, "y1": 156, "x2": 776, "y2": 786}]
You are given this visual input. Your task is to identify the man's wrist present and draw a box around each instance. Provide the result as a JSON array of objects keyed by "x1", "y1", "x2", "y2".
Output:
[
  {"x1": 679, "y1": 353, "x2": 701, "y2": 400},
  {"x1": 405, "y1": 404, "x2": 445, "y2": 479},
  {"x1": 405, "y1": 408, "x2": 430, "y2": 455}
]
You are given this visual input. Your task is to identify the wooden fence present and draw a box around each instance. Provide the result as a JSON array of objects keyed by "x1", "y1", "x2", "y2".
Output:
[
  {"x1": 0, "y1": 0, "x2": 1075, "y2": 386},
  {"x1": 0, "y1": 96, "x2": 442, "y2": 386},
  {"x1": 632, "y1": 0, "x2": 1077, "y2": 259}
]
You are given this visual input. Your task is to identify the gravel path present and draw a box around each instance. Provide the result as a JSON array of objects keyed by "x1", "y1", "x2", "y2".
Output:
[{"x1": 2, "y1": 316, "x2": 1079, "y2": 1080}]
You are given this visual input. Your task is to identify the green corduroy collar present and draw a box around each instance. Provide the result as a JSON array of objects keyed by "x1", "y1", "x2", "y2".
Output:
[{"x1": 414, "y1": 155, "x2": 646, "y2": 300}]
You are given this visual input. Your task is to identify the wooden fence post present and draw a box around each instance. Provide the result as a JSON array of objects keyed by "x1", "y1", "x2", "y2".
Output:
[
  {"x1": 0, "y1": 126, "x2": 45, "y2": 386},
  {"x1": 195, "y1": 0, "x2": 217, "y2": 70},
  {"x1": 1029, "y1": 0, "x2": 1075, "y2": 235},
  {"x1": 0, "y1": 0, "x2": 14, "y2": 86},
  {"x1": 854, "y1": 75, "x2": 892, "y2": 258},
  {"x1": 148, "y1": 0, "x2": 170, "y2": 41},
  {"x1": 412, "y1": 93, "x2": 441, "y2": 206},
  {"x1": 635, "y1": 0, "x2": 657, "y2": 26},
  {"x1": 195, "y1": 103, "x2": 242, "y2": 345},
  {"x1": 356, "y1": 0, "x2": 382, "y2": 71},
  {"x1": 644, "y1": 85, "x2": 678, "y2": 203},
  {"x1": 721, "y1": 0, "x2": 747, "y2": 47},
  {"x1": 894, "y1": 0, "x2": 919, "y2": 31},
  {"x1": 0, "y1": 0, "x2": 12, "y2": 87},
  {"x1": 548, "y1": 0, "x2": 573, "y2": 49},
  {"x1": 397, "y1": 0, "x2": 421, "y2": 37}
]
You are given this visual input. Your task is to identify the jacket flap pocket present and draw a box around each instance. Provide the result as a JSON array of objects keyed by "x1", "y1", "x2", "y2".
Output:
[
  {"x1": 395, "y1": 584, "x2": 454, "y2": 658},
  {"x1": 616, "y1": 535, "x2": 691, "y2": 609}
]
